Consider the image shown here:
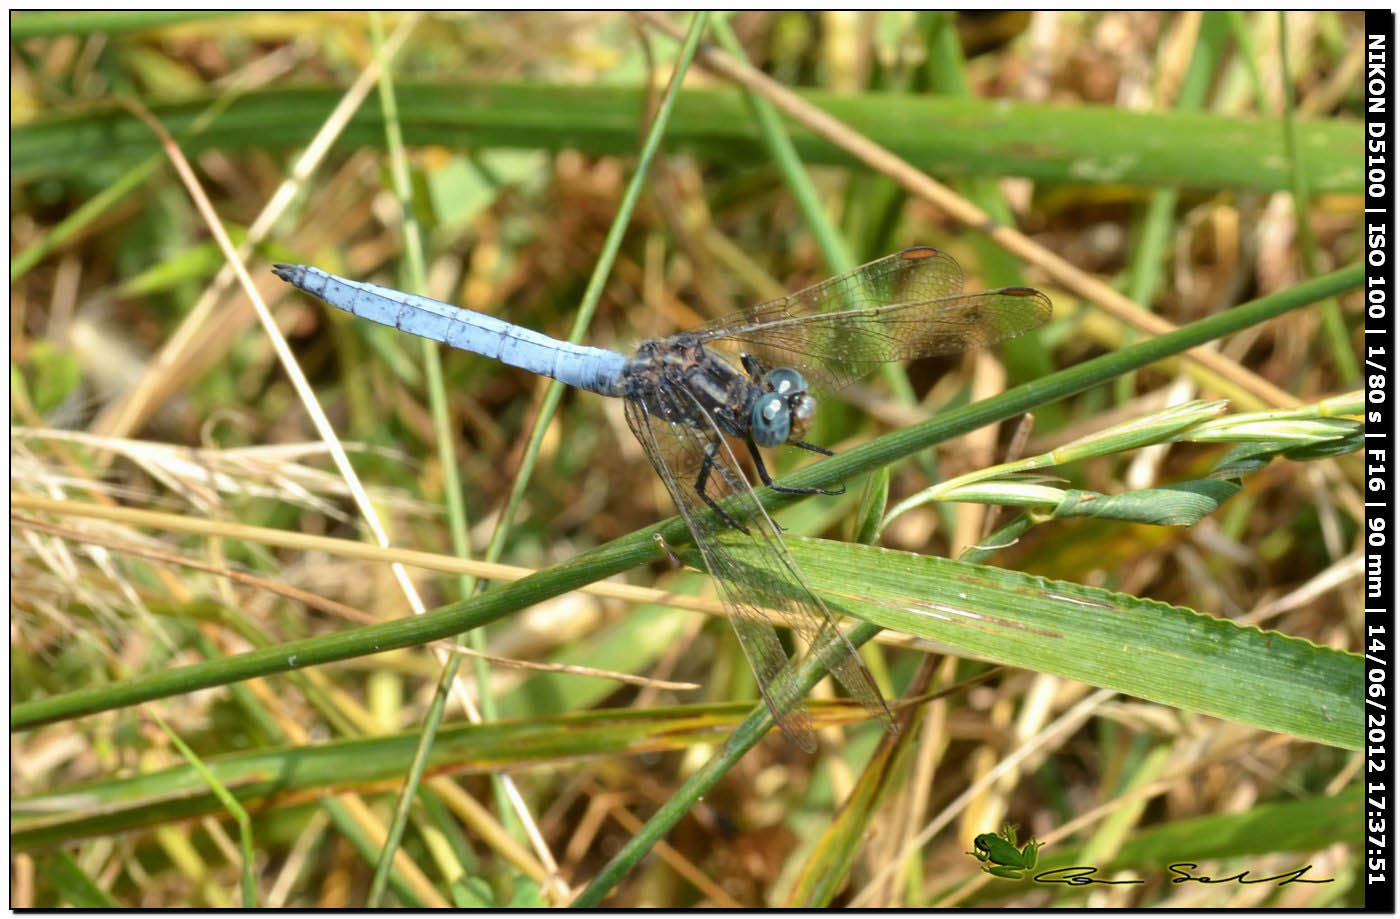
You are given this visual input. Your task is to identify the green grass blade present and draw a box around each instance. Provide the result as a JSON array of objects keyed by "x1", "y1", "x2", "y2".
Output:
[
  {"x1": 1099, "y1": 783, "x2": 1361, "y2": 869},
  {"x1": 151, "y1": 711, "x2": 258, "y2": 907},
  {"x1": 768, "y1": 536, "x2": 1359, "y2": 750},
  {"x1": 42, "y1": 852, "x2": 119, "y2": 908},
  {"x1": 11, "y1": 705, "x2": 763, "y2": 850},
  {"x1": 785, "y1": 665, "x2": 933, "y2": 906},
  {"x1": 13, "y1": 84, "x2": 1362, "y2": 193},
  {"x1": 9, "y1": 9, "x2": 238, "y2": 39},
  {"x1": 1278, "y1": 13, "x2": 1361, "y2": 384}
]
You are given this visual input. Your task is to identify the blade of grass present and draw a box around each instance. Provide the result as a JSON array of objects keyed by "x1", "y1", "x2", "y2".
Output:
[
  {"x1": 479, "y1": 12, "x2": 709, "y2": 563},
  {"x1": 577, "y1": 618, "x2": 1013, "y2": 905},
  {"x1": 9, "y1": 9, "x2": 238, "y2": 39},
  {"x1": 1224, "y1": 11, "x2": 1269, "y2": 109},
  {"x1": 711, "y1": 17, "x2": 852, "y2": 272},
  {"x1": 1279, "y1": 12, "x2": 1360, "y2": 384},
  {"x1": 149, "y1": 710, "x2": 257, "y2": 907},
  {"x1": 1096, "y1": 782, "x2": 1361, "y2": 871},
  {"x1": 920, "y1": 10, "x2": 1060, "y2": 429},
  {"x1": 921, "y1": 11, "x2": 1025, "y2": 291},
  {"x1": 42, "y1": 852, "x2": 119, "y2": 908},
  {"x1": 785, "y1": 659, "x2": 936, "y2": 906},
  {"x1": 318, "y1": 796, "x2": 434, "y2": 908},
  {"x1": 13, "y1": 84, "x2": 1361, "y2": 195},
  {"x1": 771, "y1": 535, "x2": 1359, "y2": 750},
  {"x1": 11, "y1": 703, "x2": 771, "y2": 850},
  {"x1": 1119, "y1": 11, "x2": 1229, "y2": 403}
]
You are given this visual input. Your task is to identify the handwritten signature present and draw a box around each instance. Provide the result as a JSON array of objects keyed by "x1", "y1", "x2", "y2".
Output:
[{"x1": 1028, "y1": 864, "x2": 1333, "y2": 886}]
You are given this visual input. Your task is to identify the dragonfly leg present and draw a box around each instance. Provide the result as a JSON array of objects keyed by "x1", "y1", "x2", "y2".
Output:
[
  {"x1": 788, "y1": 440, "x2": 846, "y2": 494},
  {"x1": 696, "y1": 438, "x2": 751, "y2": 534},
  {"x1": 791, "y1": 439, "x2": 834, "y2": 457},
  {"x1": 747, "y1": 436, "x2": 845, "y2": 497}
]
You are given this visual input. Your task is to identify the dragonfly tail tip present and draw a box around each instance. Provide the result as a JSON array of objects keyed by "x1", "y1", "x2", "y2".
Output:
[{"x1": 271, "y1": 264, "x2": 300, "y2": 284}]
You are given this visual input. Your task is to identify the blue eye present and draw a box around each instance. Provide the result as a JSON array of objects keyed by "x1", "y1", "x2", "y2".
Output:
[
  {"x1": 764, "y1": 367, "x2": 808, "y2": 396},
  {"x1": 750, "y1": 393, "x2": 790, "y2": 447}
]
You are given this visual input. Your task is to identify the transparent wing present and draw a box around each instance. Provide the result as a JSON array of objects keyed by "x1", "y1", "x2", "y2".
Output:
[
  {"x1": 624, "y1": 385, "x2": 894, "y2": 751},
  {"x1": 695, "y1": 247, "x2": 1051, "y2": 392}
]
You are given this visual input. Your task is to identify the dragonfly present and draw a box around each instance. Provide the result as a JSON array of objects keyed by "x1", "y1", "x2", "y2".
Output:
[{"x1": 274, "y1": 247, "x2": 1051, "y2": 752}]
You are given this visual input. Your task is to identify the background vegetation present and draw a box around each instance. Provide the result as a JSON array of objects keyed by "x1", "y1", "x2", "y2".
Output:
[{"x1": 11, "y1": 10, "x2": 1365, "y2": 907}]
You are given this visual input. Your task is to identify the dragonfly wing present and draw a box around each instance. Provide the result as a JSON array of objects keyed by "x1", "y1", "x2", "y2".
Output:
[
  {"x1": 623, "y1": 385, "x2": 895, "y2": 750},
  {"x1": 623, "y1": 393, "x2": 815, "y2": 750},
  {"x1": 696, "y1": 247, "x2": 1050, "y2": 392},
  {"x1": 700, "y1": 247, "x2": 966, "y2": 332}
]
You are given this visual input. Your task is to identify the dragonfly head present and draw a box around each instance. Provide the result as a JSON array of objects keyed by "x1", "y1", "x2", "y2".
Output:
[{"x1": 751, "y1": 367, "x2": 816, "y2": 448}]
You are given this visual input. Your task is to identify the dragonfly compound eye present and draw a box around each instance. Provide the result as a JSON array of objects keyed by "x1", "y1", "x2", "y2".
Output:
[
  {"x1": 788, "y1": 392, "x2": 816, "y2": 440},
  {"x1": 751, "y1": 393, "x2": 791, "y2": 447},
  {"x1": 763, "y1": 367, "x2": 808, "y2": 396}
]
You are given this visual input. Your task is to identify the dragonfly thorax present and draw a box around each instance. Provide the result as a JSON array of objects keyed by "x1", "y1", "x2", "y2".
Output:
[{"x1": 621, "y1": 338, "x2": 816, "y2": 446}]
